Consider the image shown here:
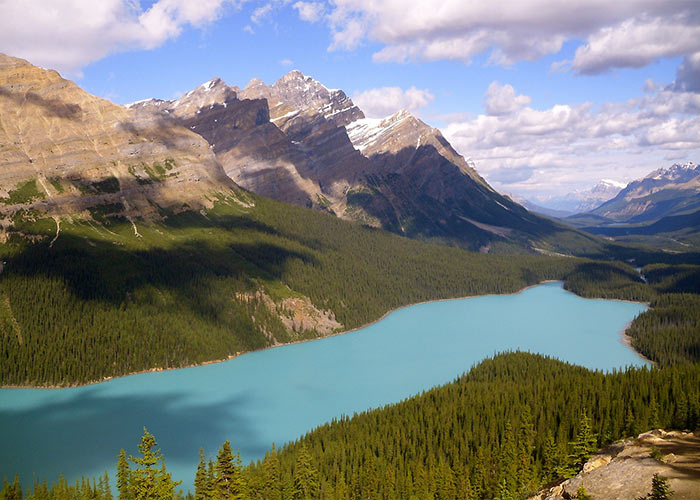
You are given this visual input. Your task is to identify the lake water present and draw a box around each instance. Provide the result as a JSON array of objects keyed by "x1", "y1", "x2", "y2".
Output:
[{"x1": 0, "y1": 282, "x2": 647, "y2": 491}]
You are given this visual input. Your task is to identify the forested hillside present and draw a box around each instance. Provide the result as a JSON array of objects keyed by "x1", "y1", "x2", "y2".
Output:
[
  {"x1": 0, "y1": 194, "x2": 580, "y2": 386},
  {"x1": 5, "y1": 352, "x2": 699, "y2": 500},
  {"x1": 239, "y1": 352, "x2": 699, "y2": 500}
]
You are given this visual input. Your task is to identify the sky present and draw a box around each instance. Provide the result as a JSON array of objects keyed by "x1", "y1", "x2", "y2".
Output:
[{"x1": 1, "y1": 0, "x2": 699, "y2": 202}]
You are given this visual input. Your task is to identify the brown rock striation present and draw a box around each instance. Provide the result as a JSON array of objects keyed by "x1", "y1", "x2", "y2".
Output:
[{"x1": 0, "y1": 53, "x2": 236, "y2": 222}]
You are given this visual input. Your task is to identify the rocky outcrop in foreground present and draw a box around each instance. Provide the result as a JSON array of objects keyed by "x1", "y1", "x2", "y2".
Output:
[{"x1": 536, "y1": 429, "x2": 700, "y2": 500}]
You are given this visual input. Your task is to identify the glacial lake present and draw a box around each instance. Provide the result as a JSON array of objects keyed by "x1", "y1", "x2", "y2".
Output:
[{"x1": 0, "y1": 282, "x2": 647, "y2": 491}]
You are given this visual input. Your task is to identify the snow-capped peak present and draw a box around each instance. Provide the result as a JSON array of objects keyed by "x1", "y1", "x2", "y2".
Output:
[
  {"x1": 201, "y1": 78, "x2": 222, "y2": 92},
  {"x1": 645, "y1": 162, "x2": 699, "y2": 182},
  {"x1": 599, "y1": 179, "x2": 627, "y2": 189}
]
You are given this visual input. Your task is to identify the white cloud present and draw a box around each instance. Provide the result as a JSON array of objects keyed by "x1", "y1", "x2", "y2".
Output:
[
  {"x1": 570, "y1": 15, "x2": 700, "y2": 75},
  {"x1": 352, "y1": 86, "x2": 434, "y2": 118},
  {"x1": 251, "y1": 3, "x2": 273, "y2": 24},
  {"x1": 280, "y1": 58, "x2": 294, "y2": 66},
  {"x1": 442, "y1": 83, "x2": 700, "y2": 197},
  {"x1": 672, "y1": 52, "x2": 700, "y2": 93},
  {"x1": 293, "y1": 1, "x2": 325, "y2": 22},
  {"x1": 318, "y1": 1, "x2": 700, "y2": 76},
  {"x1": 0, "y1": 0, "x2": 239, "y2": 75},
  {"x1": 484, "y1": 82, "x2": 531, "y2": 116}
]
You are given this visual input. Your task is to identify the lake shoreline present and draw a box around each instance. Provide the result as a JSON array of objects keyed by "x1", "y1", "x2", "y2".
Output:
[{"x1": 0, "y1": 279, "x2": 649, "y2": 390}]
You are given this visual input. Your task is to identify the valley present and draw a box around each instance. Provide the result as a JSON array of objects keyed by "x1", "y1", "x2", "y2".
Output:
[{"x1": 1, "y1": 18, "x2": 699, "y2": 500}]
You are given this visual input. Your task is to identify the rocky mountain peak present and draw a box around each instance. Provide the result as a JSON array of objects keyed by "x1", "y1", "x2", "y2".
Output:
[
  {"x1": 0, "y1": 53, "x2": 235, "y2": 220},
  {"x1": 644, "y1": 161, "x2": 699, "y2": 183},
  {"x1": 238, "y1": 71, "x2": 363, "y2": 127}
]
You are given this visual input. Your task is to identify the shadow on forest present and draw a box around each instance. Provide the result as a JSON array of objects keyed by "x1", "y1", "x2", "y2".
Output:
[{"x1": 5, "y1": 210, "x2": 320, "y2": 317}]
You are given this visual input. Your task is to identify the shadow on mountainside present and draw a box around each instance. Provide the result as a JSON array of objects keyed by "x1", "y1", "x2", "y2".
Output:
[{"x1": 0, "y1": 86, "x2": 82, "y2": 119}]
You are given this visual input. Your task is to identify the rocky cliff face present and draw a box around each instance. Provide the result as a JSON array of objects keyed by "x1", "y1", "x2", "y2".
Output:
[
  {"x1": 535, "y1": 429, "x2": 700, "y2": 500},
  {"x1": 129, "y1": 69, "x2": 594, "y2": 253},
  {"x1": 0, "y1": 53, "x2": 236, "y2": 224}
]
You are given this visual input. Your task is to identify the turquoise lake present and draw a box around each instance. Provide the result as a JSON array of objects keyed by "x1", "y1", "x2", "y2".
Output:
[{"x1": 0, "y1": 282, "x2": 648, "y2": 491}]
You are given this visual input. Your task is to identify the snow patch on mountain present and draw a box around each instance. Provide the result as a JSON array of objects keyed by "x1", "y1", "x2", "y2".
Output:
[{"x1": 346, "y1": 110, "x2": 411, "y2": 152}]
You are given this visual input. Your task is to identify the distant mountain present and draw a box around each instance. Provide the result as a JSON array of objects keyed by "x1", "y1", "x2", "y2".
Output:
[
  {"x1": 505, "y1": 193, "x2": 574, "y2": 218},
  {"x1": 534, "y1": 179, "x2": 626, "y2": 214},
  {"x1": 586, "y1": 162, "x2": 700, "y2": 223},
  {"x1": 132, "y1": 71, "x2": 600, "y2": 254},
  {"x1": 566, "y1": 162, "x2": 700, "y2": 249}
]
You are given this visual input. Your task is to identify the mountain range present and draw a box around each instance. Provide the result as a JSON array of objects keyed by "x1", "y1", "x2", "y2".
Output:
[
  {"x1": 525, "y1": 179, "x2": 627, "y2": 215},
  {"x1": 127, "y1": 70, "x2": 599, "y2": 254},
  {"x1": 566, "y1": 162, "x2": 700, "y2": 248}
]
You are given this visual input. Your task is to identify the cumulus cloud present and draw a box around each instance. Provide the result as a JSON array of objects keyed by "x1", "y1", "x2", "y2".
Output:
[
  {"x1": 570, "y1": 15, "x2": 700, "y2": 74},
  {"x1": 251, "y1": 3, "x2": 273, "y2": 24},
  {"x1": 672, "y1": 52, "x2": 700, "y2": 93},
  {"x1": 293, "y1": 1, "x2": 325, "y2": 22},
  {"x1": 484, "y1": 82, "x2": 531, "y2": 116},
  {"x1": 316, "y1": 0, "x2": 700, "y2": 76},
  {"x1": 0, "y1": 0, "x2": 239, "y2": 75},
  {"x1": 352, "y1": 86, "x2": 434, "y2": 118},
  {"x1": 442, "y1": 83, "x2": 700, "y2": 196}
]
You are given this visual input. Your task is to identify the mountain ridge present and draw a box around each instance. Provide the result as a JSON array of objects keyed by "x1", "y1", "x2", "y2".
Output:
[
  {"x1": 0, "y1": 52, "x2": 237, "y2": 225},
  {"x1": 131, "y1": 70, "x2": 601, "y2": 254}
]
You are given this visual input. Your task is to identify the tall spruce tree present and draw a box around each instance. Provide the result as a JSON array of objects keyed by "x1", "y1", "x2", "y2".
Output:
[
  {"x1": 567, "y1": 411, "x2": 598, "y2": 473},
  {"x1": 262, "y1": 445, "x2": 282, "y2": 500},
  {"x1": 213, "y1": 441, "x2": 246, "y2": 500},
  {"x1": 117, "y1": 449, "x2": 132, "y2": 500},
  {"x1": 292, "y1": 445, "x2": 319, "y2": 500},
  {"x1": 129, "y1": 428, "x2": 180, "y2": 500},
  {"x1": 194, "y1": 450, "x2": 209, "y2": 500}
]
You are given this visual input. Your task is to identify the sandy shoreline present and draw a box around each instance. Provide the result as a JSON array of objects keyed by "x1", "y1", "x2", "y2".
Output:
[{"x1": 1, "y1": 279, "x2": 650, "y2": 389}]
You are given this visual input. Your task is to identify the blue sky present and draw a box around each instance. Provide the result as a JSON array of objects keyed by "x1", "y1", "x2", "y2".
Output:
[{"x1": 1, "y1": 0, "x2": 699, "y2": 201}]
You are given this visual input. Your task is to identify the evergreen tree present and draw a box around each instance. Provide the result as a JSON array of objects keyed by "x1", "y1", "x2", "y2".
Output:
[
  {"x1": 635, "y1": 473, "x2": 674, "y2": 500},
  {"x1": 213, "y1": 441, "x2": 245, "y2": 500},
  {"x1": 292, "y1": 445, "x2": 319, "y2": 500},
  {"x1": 102, "y1": 473, "x2": 113, "y2": 500},
  {"x1": 117, "y1": 450, "x2": 132, "y2": 500},
  {"x1": 194, "y1": 450, "x2": 209, "y2": 500},
  {"x1": 262, "y1": 445, "x2": 281, "y2": 500},
  {"x1": 568, "y1": 411, "x2": 597, "y2": 473},
  {"x1": 129, "y1": 428, "x2": 180, "y2": 500}
]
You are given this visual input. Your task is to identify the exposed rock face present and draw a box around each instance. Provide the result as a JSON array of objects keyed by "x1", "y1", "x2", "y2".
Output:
[
  {"x1": 133, "y1": 69, "x2": 587, "y2": 252},
  {"x1": 0, "y1": 53, "x2": 235, "y2": 221},
  {"x1": 535, "y1": 429, "x2": 700, "y2": 500}
]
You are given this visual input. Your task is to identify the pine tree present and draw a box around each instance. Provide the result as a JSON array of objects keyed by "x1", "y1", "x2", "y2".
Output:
[
  {"x1": 635, "y1": 473, "x2": 674, "y2": 500},
  {"x1": 117, "y1": 450, "x2": 132, "y2": 500},
  {"x1": 292, "y1": 445, "x2": 319, "y2": 500},
  {"x1": 129, "y1": 428, "x2": 180, "y2": 500},
  {"x1": 262, "y1": 445, "x2": 281, "y2": 500},
  {"x1": 568, "y1": 411, "x2": 598, "y2": 473},
  {"x1": 102, "y1": 473, "x2": 113, "y2": 500},
  {"x1": 213, "y1": 441, "x2": 246, "y2": 500},
  {"x1": 205, "y1": 461, "x2": 215, "y2": 500},
  {"x1": 194, "y1": 449, "x2": 209, "y2": 500},
  {"x1": 624, "y1": 407, "x2": 638, "y2": 438}
]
